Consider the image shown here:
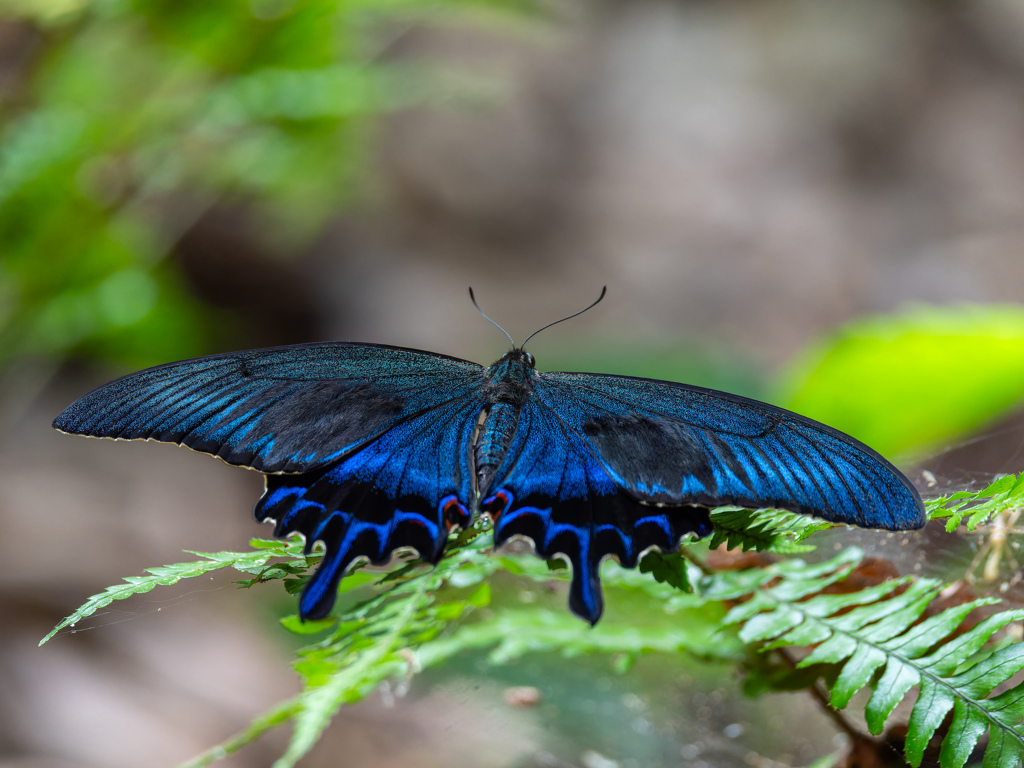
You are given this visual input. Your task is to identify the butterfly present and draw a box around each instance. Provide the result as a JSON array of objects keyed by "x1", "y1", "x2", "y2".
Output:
[{"x1": 53, "y1": 291, "x2": 925, "y2": 624}]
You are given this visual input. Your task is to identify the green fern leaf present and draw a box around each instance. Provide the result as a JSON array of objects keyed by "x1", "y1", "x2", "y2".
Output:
[
  {"x1": 417, "y1": 598, "x2": 743, "y2": 669},
  {"x1": 708, "y1": 506, "x2": 833, "y2": 552},
  {"x1": 928, "y1": 472, "x2": 1024, "y2": 532},
  {"x1": 903, "y1": 611, "x2": 1024, "y2": 767},
  {"x1": 722, "y1": 547, "x2": 1024, "y2": 768},
  {"x1": 267, "y1": 533, "x2": 498, "y2": 768},
  {"x1": 638, "y1": 550, "x2": 693, "y2": 592},
  {"x1": 39, "y1": 537, "x2": 310, "y2": 646}
]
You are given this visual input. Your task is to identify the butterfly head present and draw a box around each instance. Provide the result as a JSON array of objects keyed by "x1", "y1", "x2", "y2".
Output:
[
  {"x1": 487, "y1": 348, "x2": 535, "y2": 375},
  {"x1": 484, "y1": 348, "x2": 536, "y2": 403}
]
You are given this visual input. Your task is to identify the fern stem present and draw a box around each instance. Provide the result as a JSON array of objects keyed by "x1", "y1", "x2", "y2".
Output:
[
  {"x1": 173, "y1": 696, "x2": 303, "y2": 768},
  {"x1": 775, "y1": 649, "x2": 864, "y2": 742},
  {"x1": 680, "y1": 546, "x2": 713, "y2": 576},
  {"x1": 273, "y1": 574, "x2": 433, "y2": 768}
]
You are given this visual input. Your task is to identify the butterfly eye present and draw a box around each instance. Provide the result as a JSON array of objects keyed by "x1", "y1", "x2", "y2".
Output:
[{"x1": 524, "y1": 352, "x2": 535, "y2": 367}]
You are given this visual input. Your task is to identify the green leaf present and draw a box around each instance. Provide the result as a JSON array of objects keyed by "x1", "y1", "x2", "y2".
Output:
[
  {"x1": 638, "y1": 550, "x2": 692, "y2": 592},
  {"x1": 433, "y1": 601, "x2": 467, "y2": 621},
  {"x1": 416, "y1": 605, "x2": 742, "y2": 669},
  {"x1": 466, "y1": 583, "x2": 491, "y2": 608},
  {"x1": 981, "y1": 724, "x2": 1024, "y2": 768},
  {"x1": 280, "y1": 616, "x2": 337, "y2": 635},
  {"x1": 864, "y1": 599, "x2": 995, "y2": 733},
  {"x1": 40, "y1": 539, "x2": 309, "y2": 645},
  {"x1": 721, "y1": 547, "x2": 1024, "y2": 768},
  {"x1": 805, "y1": 752, "x2": 842, "y2": 768},
  {"x1": 708, "y1": 506, "x2": 832, "y2": 553},
  {"x1": 829, "y1": 644, "x2": 886, "y2": 709},
  {"x1": 69, "y1": 515, "x2": 1024, "y2": 768},
  {"x1": 927, "y1": 472, "x2": 1024, "y2": 532},
  {"x1": 778, "y1": 304, "x2": 1024, "y2": 457},
  {"x1": 260, "y1": 533, "x2": 501, "y2": 767}
]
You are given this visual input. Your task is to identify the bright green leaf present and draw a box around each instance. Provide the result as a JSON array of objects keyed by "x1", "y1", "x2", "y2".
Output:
[
  {"x1": 280, "y1": 615, "x2": 337, "y2": 635},
  {"x1": 779, "y1": 304, "x2": 1024, "y2": 457}
]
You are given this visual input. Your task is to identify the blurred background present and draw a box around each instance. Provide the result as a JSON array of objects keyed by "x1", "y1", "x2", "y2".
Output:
[{"x1": 3, "y1": 0, "x2": 1024, "y2": 766}]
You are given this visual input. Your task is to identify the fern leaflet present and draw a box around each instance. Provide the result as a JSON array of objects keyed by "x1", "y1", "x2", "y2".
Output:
[
  {"x1": 40, "y1": 537, "x2": 312, "y2": 646},
  {"x1": 928, "y1": 472, "x2": 1024, "y2": 532},
  {"x1": 716, "y1": 548, "x2": 1024, "y2": 768},
  {"x1": 708, "y1": 505, "x2": 833, "y2": 553}
]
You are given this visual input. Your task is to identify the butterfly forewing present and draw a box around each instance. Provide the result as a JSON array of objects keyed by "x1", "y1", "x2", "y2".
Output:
[
  {"x1": 53, "y1": 342, "x2": 484, "y2": 474},
  {"x1": 532, "y1": 371, "x2": 925, "y2": 530}
]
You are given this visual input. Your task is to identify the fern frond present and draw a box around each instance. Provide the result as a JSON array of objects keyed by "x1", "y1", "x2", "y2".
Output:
[
  {"x1": 40, "y1": 537, "x2": 311, "y2": 646},
  {"x1": 175, "y1": 534, "x2": 736, "y2": 767},
  {"x1": 637, "y1": 549, "x2": 695, "y2": 591},
  {"x1": 251, "y1": 533, "x2": 497, "y2": 768},
  {"x1": 720, "y1": 548, "x2": 1024, "y2": 768},
  {"x1": 63, "y1": 515, "x2": 1024, "y2": 768},
  {"x1": 708, "y1": 506, "x2": 833, "y2": 553},
  {"x1": 417, "y1": 603, "x2": 743, "y2": 669},
  {"x1": 928, "y1": 472, "x2": 1024, "y2": 532}
]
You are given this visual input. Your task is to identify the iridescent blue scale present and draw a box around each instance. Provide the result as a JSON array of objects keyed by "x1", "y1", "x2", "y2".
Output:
[{"x1": 54, "y1": 340, "x2": 925, "y2": 624}]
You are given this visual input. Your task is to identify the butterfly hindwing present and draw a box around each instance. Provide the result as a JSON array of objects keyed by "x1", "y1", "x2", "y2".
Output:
[
  {"x1": 52, "y1": 342, "x2": 484, "y2": 473},
  {"x1": 484, "y1": 400, "x2": 712, "y2": 624},
  {"x1": 532, "y1": 372, "x2": 926, "y2": 530},
  {"x1": 256, "y1": 397, "x2": 480, "y2": 619}
]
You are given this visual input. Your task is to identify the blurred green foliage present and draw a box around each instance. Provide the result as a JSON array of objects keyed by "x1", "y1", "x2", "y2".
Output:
[
  {"x1": 0, "y1": 0, "x2": 529, "y2": 370},
  {"x1": 778, "y1": 304, "x2": 1024, "y2": 459}
]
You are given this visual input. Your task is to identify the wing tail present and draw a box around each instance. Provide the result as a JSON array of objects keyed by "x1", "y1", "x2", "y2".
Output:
[
  {"x1": 257, "y1": 469, "x2": 472, "y2": 620},
  {"x1": 488, "y1": 488, "x2": 712, "y2": 624}
]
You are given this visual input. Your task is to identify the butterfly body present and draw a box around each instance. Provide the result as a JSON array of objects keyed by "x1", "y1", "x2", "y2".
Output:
[{"x1": 54, "y1": 341, "x2": 925, "y2": 624}]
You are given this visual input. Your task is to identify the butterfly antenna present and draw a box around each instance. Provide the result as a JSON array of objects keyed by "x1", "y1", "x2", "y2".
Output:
[
  {"x1": 521, "y1": 286, "x2": 608, "y2": 349},
  {"x1": 468, "y1": 287, "x2": 516, "y2": 347}
]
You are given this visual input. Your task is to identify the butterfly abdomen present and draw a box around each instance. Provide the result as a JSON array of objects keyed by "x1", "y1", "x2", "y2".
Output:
[
  {"x1": 473, "y1": 350, "x2": 538, "y2": 497},
  {"x1": 474, "y1": 402, "x2": 520, "y2": 495}
]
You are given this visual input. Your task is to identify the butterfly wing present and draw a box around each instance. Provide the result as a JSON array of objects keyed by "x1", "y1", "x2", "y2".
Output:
[
  {"x1": 481, "y1": 399, "x2": 712, "y2": 624},
  {"x1": 55, "y1": 342, "x2": 486, "y2": 620},
  {"x1": 533, "y1": 371, "x2": 925, "y2": 527},
  {"x1": 55, "y1": 341, "x2": 926, "y2": 625},
  {"x1": 53, "y1": 342, "x2": 484, "y2": 474},
  {"x1": 256, "y1": 396, "x2": 480, "y2": 619},
  {"x1": 482, "y1": 370, "x2": 924, "y2": 624}
]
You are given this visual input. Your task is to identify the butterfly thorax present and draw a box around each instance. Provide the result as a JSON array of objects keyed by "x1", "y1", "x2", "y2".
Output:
[
  {"x1": 481, "y1": 349, "x2": 535, "y2": 406},
  {"x1": 473, "y1": 349, "x2": 536, "y2": 498}
]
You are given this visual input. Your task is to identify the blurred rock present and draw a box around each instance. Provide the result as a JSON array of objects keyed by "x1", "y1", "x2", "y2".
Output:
[{"x1": 321, "y1": 0, "x2": 1024, "y2": 368}]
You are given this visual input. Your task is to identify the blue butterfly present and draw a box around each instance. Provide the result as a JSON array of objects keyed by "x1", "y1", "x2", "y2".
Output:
[{"x1": 53, "y1": 293, "x2": 925, "y2": 624}]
